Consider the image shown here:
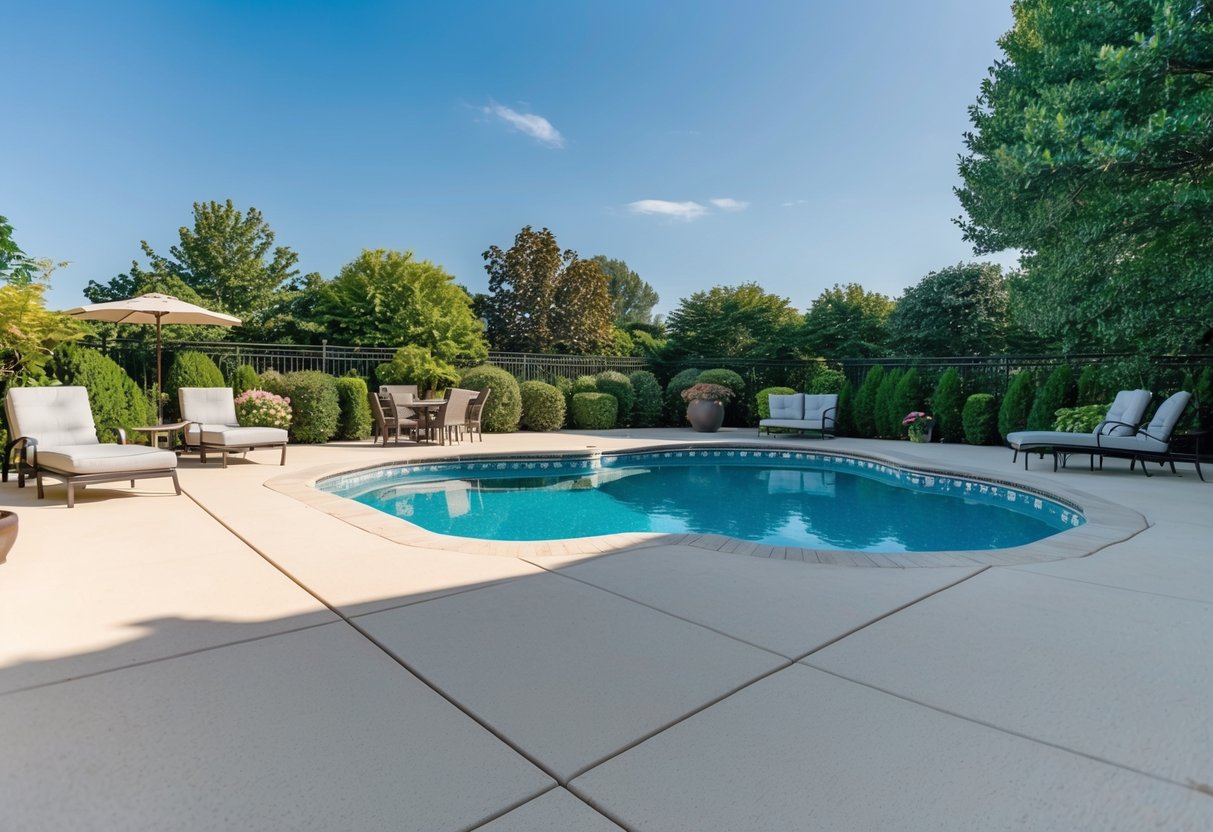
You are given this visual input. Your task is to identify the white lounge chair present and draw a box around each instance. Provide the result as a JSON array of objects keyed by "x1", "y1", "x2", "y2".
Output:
[
  {"x1": 179, "y1": 387, "x2": 288, "y2": 468},
  {"x1": 1006, "y1": 389, "x2": 1152, "y2": 471},
  {"x1": 2, "y1": 386, "x2": 180, "y2": 508}
]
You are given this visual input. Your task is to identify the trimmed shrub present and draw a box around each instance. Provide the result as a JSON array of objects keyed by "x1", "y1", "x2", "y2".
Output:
[
  {"x1": 852, "y1": 366, "x2": 884, "y2": 438},
  {"x1": 874, "y1": 368, "x2": 903, "y2": 438},
  {"x1": 756, "y1": 386, "x2": 797, "y2": 420},
  {"x1": 551, "y1": 375, "x2": 574, "y2": 426},
  {"x1": 594, "y1": 371, "x2": 635, "y2": 427},
  {"x1": 571, "y1": 375, "x2": 598, "y2": 395},
  {"x1": 664, "y1": 368, "x2": 702, "y2": 424},
  {"x1": 164, "y1": 351, "x2": 224, "y2": 418},
  {"x1": 1193, "y1": 367, "x2": 1213, "y2": 430},
  {"x1": 519, "y1": 380, "x2": 566, "y2": 431},
  {"x1": 1053, "y1": 404, "x2": 1108, "y2": 433},
  {"x1": 696, "y1": 368, "x2": 745, "y2": 397},
  {"x1": 266, "y1": 371, "x2": 339, "y2": 444},
  {"x1": 376, "y1": 345, "x2": 460, "y2": 394},
  {"x1": 571, "y1": 392, "x2": 617, "y2": 429},
  {"x1": 234, "y1": 390, "x2": 292, "y2": 429},
  {"x1": 52, "y1": 345, "x2": 155, "y2": 442},
  {"x1": 229, "y1": 364, "x2": 261, "y2": 396},
  {"x1": 807, "y1": 368, "x2": 847, "y2": 395},
  {"x1": 333, "y1": 376, "x2": 372, "y2": 440},
  {"x1": 1076, "y1": 364, "x2": 1106, "y2": 405},
  {"x1": 835, "y1": 378, "x2": 855, "y2": 436},
  {"x1": 963, "y1": 393, "x2": 1001, "y2": 445},
  {"x1": 1027, "y1": 365, "x2": 1074, "y2": 431},
  {"x1": 891, "y1": 369, "x2": 924, "y2": 439},
  {"x1": 931, "y1": 368, "x2": 965, "y2": 443},
  {"x1": 628, "y1": 370, "x2": 663, "y2": 428},
  {"x1": 998, "y1": 371, "x2": 1036, "y2": 440},
  {"x1": 459, "y1": 365, "x2": 521, "y2": 432}
]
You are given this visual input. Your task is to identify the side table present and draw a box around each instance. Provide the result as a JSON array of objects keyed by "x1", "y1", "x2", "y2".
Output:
[
  {"x1": 129, "y1": 421, "x2": 190, "y2": 453},
  {"x1": 1169, "y1": 431, "x2": 1207, "y2": 482}
]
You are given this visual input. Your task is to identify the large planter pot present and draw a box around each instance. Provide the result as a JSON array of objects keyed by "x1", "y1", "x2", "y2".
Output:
[
  {"x1": 687, "y1": 399, "x2": 725, "y2": 432},
  {"x1": 0, "y1": 510, "x2": 17, "y2": 564}
]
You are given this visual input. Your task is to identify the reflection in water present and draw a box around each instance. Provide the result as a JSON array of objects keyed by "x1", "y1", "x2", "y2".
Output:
[{"x1": 353, "y1": 463, "x2": 1066, "y2": 552}]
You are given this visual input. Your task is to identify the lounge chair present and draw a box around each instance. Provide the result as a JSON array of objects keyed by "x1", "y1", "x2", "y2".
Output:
[
  {"x1": 178, "y1": 387, "x2": 288, "y2": 468},
  {"x1": 465, "y1": 387, "x2": 491, "y2": 442},
  {"x1": 1087, "y1": 391, "x2": 1196, "y2": 478},
  {"x1": 759, "y1": 393, "x2": 837, "y2": 438},
  {"x1": 2, "y1": 386, "x2": 180, "y2": 508},
  {"x1": 1006, "y1": 389, "x2": 1152, "y2": 471}
]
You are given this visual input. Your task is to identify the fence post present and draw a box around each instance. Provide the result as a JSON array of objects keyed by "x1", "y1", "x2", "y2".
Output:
[{"x1": 322, "y1": 340, "x2": 328, "y2": 375}]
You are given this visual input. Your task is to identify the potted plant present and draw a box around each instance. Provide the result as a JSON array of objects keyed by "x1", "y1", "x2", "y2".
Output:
[
  {"x1": 902, "y1": 411, "x2": 934, "y2": 443},
  {"x1": 682, "y1": 383, "x2": 735, "y2": 432}
]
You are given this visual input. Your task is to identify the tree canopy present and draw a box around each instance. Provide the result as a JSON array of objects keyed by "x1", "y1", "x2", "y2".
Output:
[
  {"x1": 887, "y1": 262, "x2": 1009, "y2": 356},
  {"x1": 482, "y1": 226, "x2": 614, "y2": 353},
  {"x1": 589, "y1": 255, "x2": 660, "y2": 325},
  {"x1": 664, "y1": 282, "x2": 802, "y2": 359},
  {"x1": 956, "y1": 0, "x2": 1213, "y2": 353},
  {"x1": 801, "y1": 283, "x2": 895, "y2": 358}
]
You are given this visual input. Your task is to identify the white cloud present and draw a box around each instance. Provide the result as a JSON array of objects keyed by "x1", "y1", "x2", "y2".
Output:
[
  {"x1": 482, "y1": 103, "x2": 564, "y2": 148},
  {"x1": 627, "y1": 199, "x2": 708, "y2": 220},
  {"x1": 781, "y1": 199, "x2": 808, "y2": 208},
  {"x1": 709, "y1": 197, "x2": 749, "y2": 211}
]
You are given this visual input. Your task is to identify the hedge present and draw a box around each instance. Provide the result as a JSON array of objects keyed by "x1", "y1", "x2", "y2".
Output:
[
  {"x1": 571, "y1": 375, "x2": 598, "y2": 395},
  {"x1": 165, "y1": 351, "x2": 224, "y2": 418},
  {"x1": 807, "y1": 368, "x2": 847, "y2": 395},
  {"x1": 1027, "y1": 365, "x2": 1074, "y2": 431},
  {"x1": 53, "y1": 345, "x2": 154, "y2": 442},
  {"x1": 594, "y1": 371, "x2": 635, "y2": 427},
  {"x1": 551, "y1": 375, "x2": 574, "y2": 427},
  {"x1": 931, "y1": 368, "x2": 965, "y2": 443},
  {"x1": 334, "y1": 376, "x2": 372, "y2": 440},
  {"x1": 835, "y1": 378, "x2": 855, "y2": 436},
  {"x1": 264, "y1": 370, "x2": 339, "y2": 443},
  {"x1": 519, "y1": 380, "x2": 566, "y2": 431},
  {"x1": 628, "y1": 370, "x2": 663, "y2": 428},
  {"x1": 891, "y1": 368, "x2": 924, "y2": 438},
  {"x1": 999, "y1": 371, "x2": 1035, "y2": 440},
  {"x1": 963, "y1": 393, "x2": 1001, "y2": 445},
  {"x1": 459, "y1": 365, "x2": 521, "y2": 432},
  {"x1": 571, "y1": 392, "x2": 617, "y2": 429},
  {"x1": 852, "y1": 366, "x2": 884, "y2": 438},
  {"x1": 874, "y1": 368, "x2": 903, "y2": 438},
  {"x1": 664, "y1": 368, "x2": 702, "y2": 425},
  {"x1": 229, "y1": 364, "x2": 261, "y2": 396}
]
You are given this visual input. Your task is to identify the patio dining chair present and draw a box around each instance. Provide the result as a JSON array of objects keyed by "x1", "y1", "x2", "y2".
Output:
[
  {"x1": 369, "y1": 391, "x2": 417, "y2": 445},
  {"x1": 465, "y1": 387, "x2": 491, "y2": 442},
  {"x1": 431, "y1": 388, "x2": 477, "y2": 445}
]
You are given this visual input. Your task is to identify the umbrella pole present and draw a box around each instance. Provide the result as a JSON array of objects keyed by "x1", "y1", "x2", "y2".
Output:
[{"x1": 156, "y1": 317, "x2": 163, "y2": 424}]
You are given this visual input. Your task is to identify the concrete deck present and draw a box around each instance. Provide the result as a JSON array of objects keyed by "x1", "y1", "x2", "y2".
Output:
[{"x1": 2, "y1": 428, "x2": 1210, "y2": 830}]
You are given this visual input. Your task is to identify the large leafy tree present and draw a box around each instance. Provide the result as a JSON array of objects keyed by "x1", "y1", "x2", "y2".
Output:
[
  {"x1": 887, "y1": 262, "x2": 1009, "y2": 356},
  {"x1": 801, "y1": 283, "x2": 895, "y2": 358},
  {"x1": 589, "y1": 255, "x2": 660, "y2": 325},
  {"x1": 312, "y1": 249, "x2": 487, "y2": 363},
  {"x1": 482, "y1": 226, "x2": 614, "y2": 353},
  {"x1": 664, "y1": 282, "x2": 802, "y2": 359},
  {"x1": 956, "y1": 0, "x2": 1213, "y2": 353},
  {"x1": 1, "y1": 215, "x2": 38, "y2": 286}
]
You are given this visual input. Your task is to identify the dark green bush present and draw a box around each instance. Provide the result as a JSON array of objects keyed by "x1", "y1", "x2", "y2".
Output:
[
  {"x1": 756, "y1": 386, "x2": 797, "y2": 420},
  {"x1": 265, "y1": 371, "x2": 339, "y2": 444},
  {"x1": 53, "y1": 345, "x2": 155, "y2": 442},
  {"x1": 628, "y1": 370, "x2": 663, "y2": 427},
  {"x1": 664, "y1": 368, "x2": 702, "y2": 425},
  {"x1": 808, "y1": 368, "x2": 847, "y2": 395},
  {"x1": 333, "y1": 376, "x2": 372, "y2": 440},
  {"x1": 852, "y1": 366, "x2": 884, "y2": 438},
  {"x1": 1193, "y1": 367, "x2": 1213, "y2": 430},
  {"x1": 696, "y1": 368, "x2": 745, "y2": 397},
  {"x1": 594, "y1": 371, "x2": 635, "y2": 427},
  {"x1": 835, "y1": 378, "x2": 855, "y2": 436},
  {"x1": 963, "y1": 393, "x2": 1001, "y2": 445},
  {"x1": 519, "y1": 380, "x2": 566, "y2": 431},
  {"x1": 1076, "y1": 365, "x2": 1107, "y2": 405},
  {"x1": 164, "y1": 351, "x2": 225, "y2": 419},
  {"x1": 551, "y1": 375, "x2": 574, "y2": 426},
  {"x1": 874, "y1": 368, "x2": 903, "y2": 438},
  {"x1": 459, "y1": 365, "x2": 521, "y2": 432},
  {"x1": 571, "y1": 392, "x2": 617, "y2": 429},
  {"x1": 571, "y1": 375, "x2": 598, "y2": 395},
  {"x1": 892, "y1": 369, "x2": 924, "y2": 438},
  {"x1": 229, "y1": 364, "x2": 261, "y2": 396},
  {"x1": 998, "y1": 371, "x2": 1036, "y2": 440},
  {"x1": 1027, "y1": 365, "x2": 1074, "y2": 431},
  {"x1": 931, "y1": 368, "x2": 965, "y2": 443}
]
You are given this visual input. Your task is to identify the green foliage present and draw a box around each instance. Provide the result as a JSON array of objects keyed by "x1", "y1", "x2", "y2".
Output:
[
  {"x1": 0, "y1": 215, "x2": 39, "y2": 286},
  {"x1": 663, "y1": 368, "x2": 702, "y2": 425},
  {"x1": 931, "y1": 368, "x2": 966, "y2": 443},
  {"x1": 458, "y1": 365, "x2": 521, "y2": 432},
  {"x1": 696, "y1": 368, "x2": 745, "y2": 397},
  {"x1": 1193, "y1": 367, "x2": 1213, "y2": 430},
  {"x1": 376, "y1": 345, "x2": 460, "y2": 394},
  {"x1": 887, "y1": 263, "x2": 1009, "y2": 356},
  {"x1": 551, "y1": 375, "x2": 573, "y2": 425},
  {"x1": 52, "y1": 345, "x2": 155, "y2": 442},
  {"x1": 664, "y1": 283, "x2": 802, "y2": 360},
  {"x1": 891, "y1": 369, "x2": 924, "y2": 438},
  {"x1": 809, "y1": 368, "x2": 847, "y2": 394},
  {"x1": 165, "y1": 351, "x2": 224, "y2": 418},
  {"x1": 956, "y1": 1, "x2": 1213, "y2": 354},
  {"x1": 628, "y1": 370, "x2": 663, "y2": 427},
  {"x1": 1053, "y1": 404, "x2": 1110, "y2": 433},
  {"x1": 589, "y1": 256, "x2": 660, "y2": 325},
  {"x1": 1076, "y1": 365, "x2": 1108, "y2": 405},
  {"x1": 482, "y1": 226, "x2": 614, "y2": 353},
  {"x1": 0, "y1": 282, "x2": 85, "y2": 389},
  {"x1": 756, "y1": 386, "x2": 797, "y2": 420},
  {"x1": 801, "y1": 283, "x2": 894, "y2": 358},
  {"x1": 1027, "y1": 365, "x2": 1075, "y2": 430},
  {"x1": 874, "y1": 368, "x2": 904, "y2": 439},
  {"x1": 229, "y1": 364, "x2": 261, "y2": 396},
  {"x1": 263, "y1": 371, "x2": 339, "y2": 444},
  {"x1": 594, "y1": 371, "x2": 635, "y2": 427},
  {"x1": 570, "y1": 392, "x2": 617, "y2": 429},
  {"x1": 234, "y1": 390, "x2": 292, "y2": 429},
  {"x1": 314, "y1": 249, "x2": 487, "y2": 362},
  {"x1": 571, "y1": 375, "x2": 598, "y2": 395},
  {"x1": 963, "y1": 394, "x2": 1001, "y2": 446},
  {"x1": 998, "y1": 371, "x2": 1036, "y2": 440},
  {"x1": 333, "y1": 376, "x2": 372, "y2": 440},
  {"x1": 519, "y1": 380, "x2": 566, "y2": 431},
  {"x1": 835, "y1": 379, "x2": 855, "y2": 436},
  {"x1": 852, "y1": 366, "x2": 884, "y2": 438}
]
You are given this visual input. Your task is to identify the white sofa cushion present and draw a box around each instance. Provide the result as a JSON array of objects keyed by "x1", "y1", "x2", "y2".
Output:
[
  {"x1": 803, "y1": 394, "x2": 838, "y2": 429},
  {"x1": 36, "y1": 444, "x2": 177, "y2": 475},
  {"x1": 199, "y1": 426, "x2": 288, "y2": 447},
  {"x1": 768, "y1": 394, "x2": 803, "y2": 420}
]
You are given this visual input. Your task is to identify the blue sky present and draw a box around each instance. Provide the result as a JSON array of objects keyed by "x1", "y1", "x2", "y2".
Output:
[{"x1": 5, "y1": 0, "x2": 1016, "y2": 316}]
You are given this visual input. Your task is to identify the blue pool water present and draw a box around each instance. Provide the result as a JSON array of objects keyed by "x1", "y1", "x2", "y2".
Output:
[{"x1": 321, "y1": 448, "x2": 1082, "y2": 552}]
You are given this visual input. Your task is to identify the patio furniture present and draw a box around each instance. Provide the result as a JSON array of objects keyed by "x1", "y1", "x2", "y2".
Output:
[
  {"x1": 178, "y1": 387, "x2": 288, "y2": 468},
  {"x1": 369, "y1": 392, "x2": 417, "y2": 445},
  {"x1": 439, "y1": 388, "x2": 477, "y2": 444},
  {"x1": 2, "y1": 386, "x2": 180, "y2": 508},
  {"x1": 1089, "y1": 391, "x2": 1195, "y2": 478},
  {"x1": 1006, "y1": 389, "x2": 1152, "y2": 471},
  {"x1": 759, "y1": 393, "x2": 837, "y2": 438},
  {"x1": 465, "y1": 387, "x2": 491, "y2": 442}
]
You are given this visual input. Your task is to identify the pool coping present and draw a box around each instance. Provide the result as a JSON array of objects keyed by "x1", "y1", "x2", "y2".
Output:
[{"x1": 265, "y1": 440, "x2": 1148, "y2": 568}]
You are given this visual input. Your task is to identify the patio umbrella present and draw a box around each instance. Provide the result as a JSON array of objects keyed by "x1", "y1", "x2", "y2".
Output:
[{"x1": 64, "y1": 293, "x2": 241, "y2": 422}]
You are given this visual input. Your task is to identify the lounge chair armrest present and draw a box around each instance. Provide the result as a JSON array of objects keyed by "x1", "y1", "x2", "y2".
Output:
[
  {"x1": 1094, "y1": 419, "x2": 1137, "y2": 435},
  {"x1": 2, "y1": 436, "x2": 36, "y2": 483},
  {"x1": 112, "y1": 427, "x2": 129, "y2": 445}
]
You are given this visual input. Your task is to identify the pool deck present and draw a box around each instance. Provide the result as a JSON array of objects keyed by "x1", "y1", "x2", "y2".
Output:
[{"x1": 2, "y1": 428, "x2": 1211, "y2": 829}]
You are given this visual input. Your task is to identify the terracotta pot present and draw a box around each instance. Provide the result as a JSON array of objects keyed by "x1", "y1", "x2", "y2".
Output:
[
  {"x1": 686, "y1": 399, "x2": 725, "y2": 432},
  {"x1": 0, "y1": 510, "x2": 17, "y2": 564}
]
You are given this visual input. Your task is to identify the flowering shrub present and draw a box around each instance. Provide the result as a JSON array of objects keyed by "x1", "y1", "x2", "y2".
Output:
[
  {"x1": 681, "y1": 383, "x2": 736, "y2": 403},
  {"x1": 902, "y1": 410, "x2": 934, "y2": 441},
  {"x1": 235, "y1": 389, "x2": 292, "y2": 430}
]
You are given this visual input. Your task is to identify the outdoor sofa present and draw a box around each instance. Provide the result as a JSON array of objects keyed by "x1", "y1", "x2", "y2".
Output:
[
  {"x1": 759, "y1": 393, "x2": 837, "y2": 438},
  {"x1": 179, "y1": 387, "x2": 288, "y2": 468},
  {"x1": 1006, "y1": 389, "x2": 1152, "y2": 470}
]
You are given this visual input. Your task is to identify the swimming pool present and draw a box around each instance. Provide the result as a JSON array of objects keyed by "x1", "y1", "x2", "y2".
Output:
[{"x1": 320, "y1": 447, "x2": 1083, "y2": 553}]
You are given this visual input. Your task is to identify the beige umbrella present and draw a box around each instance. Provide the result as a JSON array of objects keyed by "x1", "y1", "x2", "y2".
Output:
[{"x1": 65, "y1": 293, "x2": 241, "y2": 422}]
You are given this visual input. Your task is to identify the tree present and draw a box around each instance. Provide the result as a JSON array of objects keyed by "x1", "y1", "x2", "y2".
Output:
[
  {"x1": 956, "y1": 0, "x2": 1213, "y2": 354},
  {"x1": 801, "y1": 283, "x2": 895, "y2": 358},
  {"x1": 887, "y1": 262, "x2": 1009, "y2": 356},
  {"x1": 589, "y1": 256, "x2": 660, "y2": 325},
  {"x1": 482, "y1": 226, "x2": 614, "y2": 354},
  {"x1": 0, "y1": 215, "x2": 38, "y2": 286},
  {"x1": 664, "y1": 283, "x2": 802, "y2": 359},
  {"x1": 314, "y1": 249, "x2": 487, "y2": 363}
]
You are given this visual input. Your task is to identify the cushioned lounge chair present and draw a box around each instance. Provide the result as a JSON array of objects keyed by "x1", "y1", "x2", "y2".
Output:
[
  {"x1": 1088, "y1": 391, "x2": 1196, "y2": 479},
  {"x1": 1006, "y1": 389, "x2": 1152, "y2": 471},
  {"x1": 179, "y1": 387, "x2": 288, "y2": 468},
  {"x1": 759, "y1": 393, "x2": 837, "y2": 438},
  {"x1": 2, "y1": 386, "x2": 180, "y2": 508}
]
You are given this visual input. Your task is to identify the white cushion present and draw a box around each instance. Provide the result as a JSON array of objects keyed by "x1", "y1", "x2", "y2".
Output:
[
  {"x1": 803, "y1": 394, "x2": 838, "y2": 429},
  {"x1": 768, "y1": 394, "x2": 803, "y2": 420},
  {"x1": 36, "y1": 444, "x2": 177, "y2": 475},
  {"x1": 179, "y1": 387, "x2": 238, "y2": 425},
  {"x1": 5, "y1": 387, "x2": 99, "y2": 447},
  {"x1": 1102, "y1": 389, "x2": 1152, "y2": 436},
  {"x1": 1007, "y1": 431, "x2": 1101, "y2": 450},
  {"x1": 199, "y1": 426, "x2": 288, "y2": 447},
  {"x1": 760, "y1": 418, "x2": 819, "y2": 430}
]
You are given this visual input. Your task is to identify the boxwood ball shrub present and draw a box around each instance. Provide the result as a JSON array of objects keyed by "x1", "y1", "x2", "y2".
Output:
[
  {"x1": 272, "y1": 371, "x2": 339, "y2": 443},
  {"x1": 696, "y1": 368, "x2": 745, "y2": 397},
  {"x1": 807, "y1": 368, "x2": 847, "y2": 395},
  {"x1": 519, "y1": 380, "x2": 566, "y2": 431},
  {"x1": 999, "y1": 371, "x2": 1036, "y2": 440},
  {"x1": 963, "y1": 393, "x2": 1001, "y2": 445},
  {"x1": 229, "y1": 364, "x2": 261, "y2": 396},
  {"x1": 594, "y1": 371, "x2": 635, "y2": 427},
  {"x1": 664, "y1": 367, "x2": 702, "y2": 424},
  {"x1": 571, "y1": 392, "x2": 617, "y2": 429},
  {"x1": 628, "y1": 370, "x2": 663, "y2": 428},
  {"x1": 931, "y1": 368, "x2": 965, "y2": 443},
  {"x1": 756, "y1": 386, "x2": 796, "y2": 420},
  {"x1": 52, "y1": 345, "x2": 155, "y2": 442},
  {"x1": 459, "y1": 365, "x2": 521, "y2": 432},
  {"x1": 333, "y1": 376, "x2": 372, "y2": 440},
  {"x1": 165, "y1": 351, "x2": 225, "y2": 418},
  {"x1": 571, "y1": 375, "x2": 598, "y2": 395}
]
